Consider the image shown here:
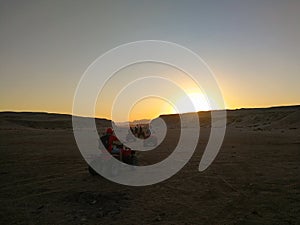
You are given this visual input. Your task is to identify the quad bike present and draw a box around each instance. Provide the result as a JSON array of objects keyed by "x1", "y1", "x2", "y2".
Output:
[{"x1": 88, "y1": 140, "x2": 138, "y2": 177}]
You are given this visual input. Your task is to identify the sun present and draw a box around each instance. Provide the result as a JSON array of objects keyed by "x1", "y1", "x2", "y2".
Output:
[
  {"x1": 170, "y1": 92, "x2": 210, "y2": 114},
  {"x1": 187, "y1": 92, "x2": 210, "y2": 112}
]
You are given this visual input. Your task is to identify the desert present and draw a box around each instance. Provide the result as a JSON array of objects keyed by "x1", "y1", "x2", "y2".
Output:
[{"x1": 0, "y1": 106, "x2": 299, "y2": 224}]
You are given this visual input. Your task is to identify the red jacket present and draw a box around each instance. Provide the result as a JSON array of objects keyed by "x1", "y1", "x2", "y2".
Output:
[{"x1": 108, "y1": 135, "x2": 118, "y2": 153}]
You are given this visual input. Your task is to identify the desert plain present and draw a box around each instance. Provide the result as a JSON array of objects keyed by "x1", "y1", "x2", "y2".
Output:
[{"x1": 0, "y1": 106, "x2": 299, "y2": 224}]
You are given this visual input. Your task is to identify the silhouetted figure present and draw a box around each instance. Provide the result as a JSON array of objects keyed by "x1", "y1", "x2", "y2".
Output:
[
  {"x1": 139, "y1": 125, "x2": 143, "y2": 138},
  {"x1": 134, "y1": 125, "x2": 138, "y2": 136}
]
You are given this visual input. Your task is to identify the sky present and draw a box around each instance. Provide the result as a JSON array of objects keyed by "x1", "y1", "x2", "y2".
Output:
[{"x1": 1, "y1": 0, "x2": 299, "y2": 122}]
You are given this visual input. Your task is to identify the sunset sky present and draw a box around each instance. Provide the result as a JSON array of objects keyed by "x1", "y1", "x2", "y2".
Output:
[{"x1": 1, "y1": 1, "x2": 299, "y2": 122}]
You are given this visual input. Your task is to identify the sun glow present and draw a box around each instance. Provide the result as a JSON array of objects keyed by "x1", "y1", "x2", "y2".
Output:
[
  {"x1": 188, "y1": 92, "x2": 210, "y2": 111},
  {"x1": 127, "y1": 97, "x2": 174, "y2": 122},
  {"x1": 170, "y1": 91, "x2": 210, "y2": 114}
]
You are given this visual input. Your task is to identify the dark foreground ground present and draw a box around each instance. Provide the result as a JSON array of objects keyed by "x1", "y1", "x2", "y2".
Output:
[{"x1": 0, "y1": 109, "x2": 299, "y2": 224}]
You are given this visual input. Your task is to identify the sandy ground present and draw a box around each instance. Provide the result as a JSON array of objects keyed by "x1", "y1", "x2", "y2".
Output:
[{"x1": 0, "y1": 107, "x2": 299, "y2": 225}]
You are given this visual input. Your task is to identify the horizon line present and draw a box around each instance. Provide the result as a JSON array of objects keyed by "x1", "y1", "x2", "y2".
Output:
[{"x1": 1, "y1": 103, "x2": 299, "y2": 123}]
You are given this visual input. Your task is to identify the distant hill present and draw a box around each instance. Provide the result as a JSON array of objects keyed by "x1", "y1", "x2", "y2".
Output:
[
  {"x1": 115, "y1": 119, "x2": 151, "y2": 127},
  {"x1": 0, "y1": 112, "x2": 113, "y2": 131},
  {"x1": 225, "y1": 105, "x2": 300, "y2": 129},
  {"x1": 1, "y1": 105, "x2": 299, "y2": 131},
  {"x1": 158, "y1": 105, "x2": 300, "y2": 129}
]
